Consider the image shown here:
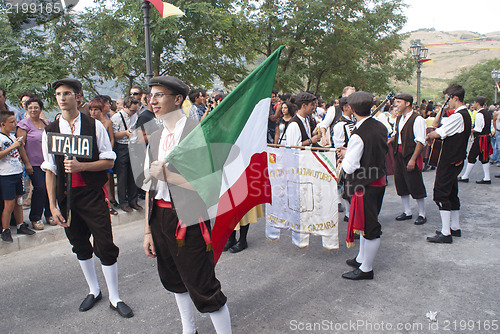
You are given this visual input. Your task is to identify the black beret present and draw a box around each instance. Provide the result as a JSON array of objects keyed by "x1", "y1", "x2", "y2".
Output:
[
  {"x1": 394, "y1": 93, "x2": 413, "y2": 105},
  {"x1": 149, "y1": 76, "x2": 189, "y2": 99},
  {"x1": 346, "y1": 91, "x2": 374, "y2": 116},
  {"x1": 339, "y1": 96, "x2": 348, "y2": 109},
  {"x1": 296, "y1": 92, "x2": 317, "y2": 104},
  {"x1": 52, "y1": 78, "x2": 82, "y2": 94}
]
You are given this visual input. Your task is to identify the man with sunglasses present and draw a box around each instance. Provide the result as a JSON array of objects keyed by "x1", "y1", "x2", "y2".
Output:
[
  {"x1": 142, "y1": 76, "x2": 232, "y2": 334},
  {"x1": 129, "y1": 85, "x2": 149, "y2": 115}
]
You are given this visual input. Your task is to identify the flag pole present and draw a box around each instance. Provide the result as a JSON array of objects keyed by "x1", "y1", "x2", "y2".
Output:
[{"x1": 142, "y1": 0, "x2": 154, "y2": 86}]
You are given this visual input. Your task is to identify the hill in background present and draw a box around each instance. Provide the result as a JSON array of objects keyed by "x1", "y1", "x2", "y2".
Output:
[{"x1": 395, "y1": 29, "x2": 500, "y2": 103}]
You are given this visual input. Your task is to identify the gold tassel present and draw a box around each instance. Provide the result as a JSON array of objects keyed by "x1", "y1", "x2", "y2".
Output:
[
  {"x1": 177, "y1": 239, "x2": 185, "y2": 247},
  {"x1": 206, "y1": 244, "x2": 213, "y2": 252},
  {"x1": 346, "y1": 241, "x2": 355, "y2": 248}
]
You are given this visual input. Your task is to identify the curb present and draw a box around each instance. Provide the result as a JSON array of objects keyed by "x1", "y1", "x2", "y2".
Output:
[{"x1": 0, "y1": 202, "x2": 145, "y2": 256}]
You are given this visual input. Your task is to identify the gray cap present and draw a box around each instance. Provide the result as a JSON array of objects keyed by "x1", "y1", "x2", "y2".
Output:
[
  {"x1": 339, "y1": 96, "x2": 348, "y2": 109},
  {"x1": 394, "y1": 93, "x2": 413, "y2": 105},
  {"x1": 346, "y1": 91, "x2": 374, "y2": 116},
  {"x1": 149, "y1": 76, "x2": 189, "y2": 99},
  {"x1": 52, "y1": 78, "x2": 82, "y2": 94}
]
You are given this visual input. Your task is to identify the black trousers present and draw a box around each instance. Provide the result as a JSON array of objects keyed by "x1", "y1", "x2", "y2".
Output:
[
  {"x1": 59, "y1": 186, "x2": 119, "y2": 265},
  {"x1": 29, "y1": 166, "x2": 51, "y2": 222},
  {"x1": 362, "y1": 186, "x2": 385, "y2": 240},
  {"x1": 149, "y1": 205, "x2": 227, "y2": 313},
  {"x1": 394, "y1": 152, "x2": 427, "y2": 199},
  {"x1": 115, "y1": 143, "x2": 138, "y2": 206},
  {"x1": 467, "y1": 137, "x2": 489, "y2": 164},
  {"x1": 433, "y1": 161, "x2": 464, "y2": 211}
]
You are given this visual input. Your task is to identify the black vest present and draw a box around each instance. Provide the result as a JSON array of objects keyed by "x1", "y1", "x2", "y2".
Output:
[
  {"x1": 345, "y1": 117, "x2": 388, "y2": 197},
  {"x1": 441, "y1": 107, "x2": 472, "y2": 165},
  {"x1": 146, "y1": 119, "x2": 209, "y2": 225},
  {"x1": 45, "y1": 113, "x2": 108, "y2": 202},
  {"x1": 476, "y1": 108, "x2": 491, "y2": 136},
  {"x1": 289, "y1": 115, "x2": 311, "y2": 143},
  {"x1": 393, "y1": 112, "x2": 419, "y2": 159}
]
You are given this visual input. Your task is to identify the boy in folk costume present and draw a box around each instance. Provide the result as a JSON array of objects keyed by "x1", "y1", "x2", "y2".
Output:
[{"x1": 337, "y1": 92, "x2": 388, "y2": 280}]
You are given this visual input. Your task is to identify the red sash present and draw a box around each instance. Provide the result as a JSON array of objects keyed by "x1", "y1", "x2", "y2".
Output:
[
  {"x1": 398, "y1": 144, "x2": 423, "y2": 170},
  {"x1": 479, "y1": 135, "x2": 493, "y2": 161},
  {"x1": 346, "y1": 176, "x2": 386, "y2": 248},
  {"x1": 72, "y1": 172, "x2": 87, "y2": 187}
]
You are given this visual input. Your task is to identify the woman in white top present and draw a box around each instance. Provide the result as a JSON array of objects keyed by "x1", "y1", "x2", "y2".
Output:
[{"x1": 274, "y1": 101, "x2": 295, "y2": 144}]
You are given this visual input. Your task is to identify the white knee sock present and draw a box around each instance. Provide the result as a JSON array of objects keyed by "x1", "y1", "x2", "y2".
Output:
[
  {"x1": 359, "y1": 238, "x2": 380, "y2": 273},
  {"x1": 461, "y1": 162, "x2": 474, "y2": 179},
  {"x1": 482, "y1": 163, "x2": 491, "y2": 181},
  {"x1": 78, "y1": 258, "x2": 100, "y2": 296},
  {"x1": 401, "y1": 195, "x2": 411, "y2": 215},
  {"x1": 209, "y1": 303, "x2": 232, "y2": 334},
  {"x1": 174, "y1": 292, "x2": 197, "y2": 334},
  {"x1": 450, "y1": 210, "x2": 460, "y2": 230},
  {"x1": 440, "y1": 210, "x2": 451, "y2": 236},
  {"x1": 355, "y1": 234, "x2": 365, "y2": 263},
  {"x1": 344, "y1": 200, "x2": 350, "y2": 218},
  {"x1": 417, "y1": 198, "x2": 426, "y2": 218},
  {"x1": 101, "y1": 262, "x2": 121, "y2": 307}
]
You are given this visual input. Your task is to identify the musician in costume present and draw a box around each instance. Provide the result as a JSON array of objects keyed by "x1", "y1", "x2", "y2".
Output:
[
  {"x1": 41, "y1": 78, "x2": 133, "y2": 317},
  {"x1": 331, "y1": 97, "x2": 356, "y2": 221},
  {"x1": 285, "y1": 92, "x2": 321, "y2": 147},
  {"x1": 458, "y1": 96, "x2": 492, "y2": 184},
  {"x1": 337, "y1": 92, "x2": 388, "y2": 280},
  {"x1": 142, "y1": 76, "x2": 232, "y2": 334},
  {"x1": 390, "y1": 94, "x2": 427, "y2": 225},
  {"x1": 426, "y1": 84, "x2": 471, "y2": 243}
]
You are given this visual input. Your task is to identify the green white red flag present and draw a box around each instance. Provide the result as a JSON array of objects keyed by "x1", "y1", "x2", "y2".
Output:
[{"x1": 167, "y1": 46, "x2": 284, "y2": 263}]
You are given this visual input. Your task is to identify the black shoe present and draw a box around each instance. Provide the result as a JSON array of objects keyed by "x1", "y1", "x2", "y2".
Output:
[
  {"x1": 346, "y1": 258, "x2": 361, "y2": 268},
  {"x1": 343, "y1": 216, "x2": 349, "y2": 222},
  {"x1": 427, "y1": 232, "x2": 452, "y2": 244},
  {"x1": 395, "y1": 213, "x2": 412, "y2": 221},
  {"x1": 121, "y1": 205, "x2": 133, "y2": 213},
  {"x1": 1, "y1": 229, "x2": 13, "y2": 243},
  {"x1": 457, "y1": 177, "x2": 469, "y2": 183},
  {"x1": 414, "y1": 216, "x2": 427, "y2": 225},
  {"x1": 338, "y1": 203, "x2": 344, "y2": 212},
  {"x1": 342, "y1": 268, "x2": 374, "y2": 280},
  {"x1": 17, "y1": 223, "x2": 35, "y2": 235},
  {"x1": 476, "y1": 179, "x2": 491, "y2": 184},
  {"x1": 436, "y1": 229, "x2": 461, "y2": 237},
  {"x1": 223, "y1": 238, "x2": 237, "y2": 252},
  {"x1": 79, "y1": 292, "x2": 102, "y2": 312},
  {"x1": 495, "y1": 174, "x2": 500, "y2": 178},
  {"x1": 229, "y1": 240, "x2": 248, "y2": 253},
  {"x1": 110, "y1": 301, "x2": 134, "y2": 318}
]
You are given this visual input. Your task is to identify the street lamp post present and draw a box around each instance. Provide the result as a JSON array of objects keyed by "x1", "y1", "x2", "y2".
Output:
[
  {"x1": 491, "y1": 69, "x2": 500, "y2": 104},
  {"x1": 410, "y1": 42, "x2": 428, "y2": 108}
]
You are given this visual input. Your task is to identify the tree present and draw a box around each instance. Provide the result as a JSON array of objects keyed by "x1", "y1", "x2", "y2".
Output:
[
  {"x1": 239, "y1": 0, "x2": 414, "y2": 98},
  {"x1": 452, "y1": 58, "x2": 500, "y2": 105}
]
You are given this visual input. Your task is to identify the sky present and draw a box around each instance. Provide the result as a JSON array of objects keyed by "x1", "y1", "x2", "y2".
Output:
[{"x1": 74, "y1": 0, "x2": 500, "y2": 35}]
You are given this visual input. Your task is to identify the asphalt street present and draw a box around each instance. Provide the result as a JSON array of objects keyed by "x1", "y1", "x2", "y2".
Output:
[{"x1": 0, "y1": 164, "x2": 499, "y2": 334}]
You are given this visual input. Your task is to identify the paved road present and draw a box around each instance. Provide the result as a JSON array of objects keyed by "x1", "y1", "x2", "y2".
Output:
[{"x1": 1, "y1": 165, "x2": 499, "y2": 333}]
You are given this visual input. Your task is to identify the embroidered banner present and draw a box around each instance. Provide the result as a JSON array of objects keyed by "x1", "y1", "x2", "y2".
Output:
[{"x1": 265, "y1": 147, "x2": 339, "y2": 250}]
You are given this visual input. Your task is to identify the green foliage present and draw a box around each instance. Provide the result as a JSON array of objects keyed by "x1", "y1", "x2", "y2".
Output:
[
  {"x1": 451, "y1": 58, "x2": 500, "y2": 104},
  {"x1": 0, "y1": 0, "x2": 414, "y2": 104},
  {"x1": 240, "y1": 0, "x2": 414, "y2": 98}
]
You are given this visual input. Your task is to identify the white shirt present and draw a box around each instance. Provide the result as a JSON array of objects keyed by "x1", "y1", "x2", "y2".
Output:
[
  {"x1": 473, "y1": 109, "x2": 484, "y2": 133},
  {"x1": 0, "y1": 133, "x2": 23, "y2": 175},
  {"x1": 396, "y1": 111, "x2": 426, "y2": 145},
  {"x1": 111, "y1": 110, "x2": 138, "y2": 144},
  {"x1": 318, "y1": 106, "x2": 336, "y2": 130},
  {"x1": 375, "y1": 112, "x2": 392, "y2": 135},
  {"x1": 435, "y1": 105, "x2": 467, "y2": 139},
  {"x1": 143, "y1": 116, "x2": 187, "y2": 201},
  {"x1": 285, "y1": 114, "x2": 311, "y2": 147},
  {"x1": 332, "y1": 116, "x2": 355, "y2": 148},
  {"x1": 41, "y1": 113, "x2": 116, "y2": 175},
  {"x1": 342, "y1": 117, "x2": 371, "y2": 174}
]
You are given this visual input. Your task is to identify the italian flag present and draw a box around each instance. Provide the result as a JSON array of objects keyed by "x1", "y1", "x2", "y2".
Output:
[
  {"x1": 168, "y1": 46, "x2": 284, "y2": 263},
  {"x1": 148, "y1": 0, "x2": 185, "y2": 18}
]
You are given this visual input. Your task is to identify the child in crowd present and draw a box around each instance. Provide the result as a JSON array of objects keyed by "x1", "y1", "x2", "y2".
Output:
[{"x1": 0, "y1": 110, "x2": 36, "y2": 242}]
